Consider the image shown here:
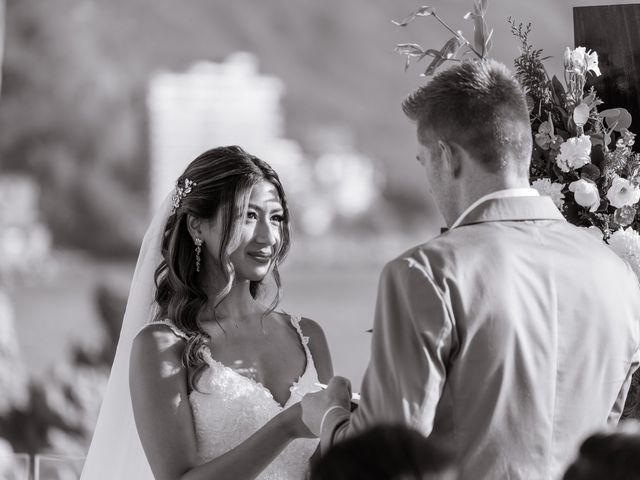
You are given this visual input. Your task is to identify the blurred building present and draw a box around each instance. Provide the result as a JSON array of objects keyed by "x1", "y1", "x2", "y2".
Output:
[
  {"x1": 147, "y1": 52, "x2": 309, "y2": 210},
  {"x1": 147, "y1": 52, "x2": 382, "y2": 238}
]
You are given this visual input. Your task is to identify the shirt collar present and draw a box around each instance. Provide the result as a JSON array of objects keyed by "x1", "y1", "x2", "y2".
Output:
[{"x1": 449, "y1": 188, "x2": 540, "y2": 230}]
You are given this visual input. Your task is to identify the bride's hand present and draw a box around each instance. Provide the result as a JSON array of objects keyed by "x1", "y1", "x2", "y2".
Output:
[{"x1": 281, "y1": 403, "x2": 317, "y2": 440}]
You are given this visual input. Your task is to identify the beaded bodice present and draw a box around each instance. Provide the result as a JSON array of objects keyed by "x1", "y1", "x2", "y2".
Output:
[{"x1": 161, "y1": 315, "x2": 321, "y2": 479}]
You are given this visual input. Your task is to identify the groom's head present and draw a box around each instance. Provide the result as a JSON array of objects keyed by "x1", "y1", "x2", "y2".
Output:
[{"x1": 402, "y1": 60, "x2": 532, "y2": 223}]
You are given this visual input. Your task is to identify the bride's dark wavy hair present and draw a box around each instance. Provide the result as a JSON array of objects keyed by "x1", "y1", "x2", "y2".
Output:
[{"x1": 153, "y1": 146, "x2": 291, "y2": 390}]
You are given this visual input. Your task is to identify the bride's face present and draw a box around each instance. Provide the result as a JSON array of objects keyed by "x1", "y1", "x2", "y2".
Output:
[{"x1": 202, "y1": 180, "x2": 285, "y2": 282}]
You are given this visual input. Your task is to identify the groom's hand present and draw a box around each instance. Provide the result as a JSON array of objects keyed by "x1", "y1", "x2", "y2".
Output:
[{"x1": 301, "y1": 376, "x2": 351, "y2": 437}]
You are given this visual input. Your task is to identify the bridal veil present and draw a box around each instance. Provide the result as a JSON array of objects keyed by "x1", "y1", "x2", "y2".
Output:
[{"x1": 80, "y1": 193, "x2": 173, "y2": 479}]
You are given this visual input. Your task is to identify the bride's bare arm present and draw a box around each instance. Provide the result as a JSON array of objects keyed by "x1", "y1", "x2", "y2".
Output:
[
  {"x1": 300, "y1": 318, "x2": 334, "y2": 385},
  {"x1": 129, "y1": 323, "x2": 312, "y2": 480}
]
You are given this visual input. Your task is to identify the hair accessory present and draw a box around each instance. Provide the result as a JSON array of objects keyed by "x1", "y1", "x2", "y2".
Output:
[
  {"x1": 171, "y1": 178, "x2": 197, "y2": 214},
  {"x1": 194, "y1": 237, "x2": 203, "y2": 272}
]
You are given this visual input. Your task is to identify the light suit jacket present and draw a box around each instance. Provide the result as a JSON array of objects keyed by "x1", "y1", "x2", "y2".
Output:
[{"x1": 322, "y1": 195, "x2": 640, "y2": 479}]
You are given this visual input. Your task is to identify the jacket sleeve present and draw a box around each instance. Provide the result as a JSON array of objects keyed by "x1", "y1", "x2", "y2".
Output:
[
  {"x1": 321, "y1": 255, "x2": 456, "y2": 450},
  {"x1": 608, "y1": 346, "x2": 640, "y2": 425}
]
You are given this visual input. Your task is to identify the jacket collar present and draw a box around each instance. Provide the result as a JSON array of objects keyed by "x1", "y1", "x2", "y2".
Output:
[{"x1": 454, "y1": 196, "x2": 565, "y2": 229}]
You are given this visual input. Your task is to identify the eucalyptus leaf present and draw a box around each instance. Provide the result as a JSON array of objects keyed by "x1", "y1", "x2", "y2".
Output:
[
  {"x1": 474, "y1": 0, "x2": 488, "y2": 16},
  {"x1": 416, "y1": 6, "x2": 436, "y2": 16},
  {"x1": 423, "y1": 36, "x2": 462, "y2": 76},
  {"x1": 395, "y1": 43, "x2": 425, "y2": 56},
  {"x1": 463, "y1": 11, "x2": 487, "y2": 57},
  {"x1": 601, "y1": 108, "x2": 632, "y2": 131},
  {"x1": 600, "y1": 108, "x2": 621, "y2": 118},
  {"x1": 418, "y1": 48, "x2": 444, "y2": 62},
  {"x1": 392, "y1": 6, "x2": 435, "y2": 26},
  {"x1": 424, "y1": 57, "x2": 444, "y2": 77},
  {"x1": 474, "y1": 17, "x2": 487, "y2": 57}
]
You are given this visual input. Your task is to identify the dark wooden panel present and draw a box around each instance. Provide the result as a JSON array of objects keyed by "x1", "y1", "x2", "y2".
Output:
[{"x1": 574, "y1": 5, "x2": 640, "y2": 143}]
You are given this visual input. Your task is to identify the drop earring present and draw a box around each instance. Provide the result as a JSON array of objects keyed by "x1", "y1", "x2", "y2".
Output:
[{"x1": 194, "y1": 238, "x2": 203, "y2": 272}]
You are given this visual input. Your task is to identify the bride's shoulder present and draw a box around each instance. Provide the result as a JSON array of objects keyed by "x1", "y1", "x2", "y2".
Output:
[
  {"x1": 132, "y1": 320, "x2": 188, "y2": 366},
  {"x1": 137, "y1": 319, "x2": 189, "y2": 341},
  {"x1": 297, "y1": 316, "x2": 325, "y2": 338},
  {"x1": 301, "y1": 316, "x2": 333, "y2": 380},
  {"x1": 130, "y1": 321, "x2": 190, "y2": 417},
  {"x1": 278, "y1": 313, "x2": 333, "y2": 380},
  {"x1": 273, "y1": 311, "x2": 324, "y2": 337}
]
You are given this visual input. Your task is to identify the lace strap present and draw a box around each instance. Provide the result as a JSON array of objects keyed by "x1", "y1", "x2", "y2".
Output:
[
  {"x1": 289, "y1": 314, "x2": 311, "y2": 350},
  {"x1": 139, "y1": 318, "x2": 190, "y2": 341}
]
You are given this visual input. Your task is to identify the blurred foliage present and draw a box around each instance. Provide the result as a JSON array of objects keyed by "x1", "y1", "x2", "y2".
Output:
[
  {"x1": 0, "y1": 282, "x2": 126, "y2": 455},
  {"x1": 72, "y1": 283, "x2": 125, "y2": 368},
  {"x1": 0, "y1": 0, "x2": 148, "y2": 257},
  {"x1": 0, "y1": 0, "x2": 431, "y2": 258}
]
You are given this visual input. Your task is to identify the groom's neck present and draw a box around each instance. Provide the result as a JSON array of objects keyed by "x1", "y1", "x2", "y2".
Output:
[{"x1": 442, "y1": 174, "x2": 530, "y2": 227}]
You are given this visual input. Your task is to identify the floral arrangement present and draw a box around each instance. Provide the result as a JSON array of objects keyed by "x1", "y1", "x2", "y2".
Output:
[
  {"x1": 509, "y1": 19, "x2": 640, "y2": 276},
  {"x1": 392, "y1": 2, "x2": 640, "y2": 277}
]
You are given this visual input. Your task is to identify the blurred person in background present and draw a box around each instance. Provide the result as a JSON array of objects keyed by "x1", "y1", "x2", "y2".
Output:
[
  {"x1": 81, "y1": 146, "x2": 332, "y2": 480},
  {"x1": 310, "y1": 424, "x2": 457, "y2": 480},
  {"x1": 300, "y1": 59, "x2": 640, "y2": 479},
  {"x1": 562, "y1": 421, "x2": 640, "y2": 480}
]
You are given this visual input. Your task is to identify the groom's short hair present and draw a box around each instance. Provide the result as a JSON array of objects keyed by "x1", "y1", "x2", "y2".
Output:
[{"x1": 402, "y1": 59, "x2": 532, "y2": 176}]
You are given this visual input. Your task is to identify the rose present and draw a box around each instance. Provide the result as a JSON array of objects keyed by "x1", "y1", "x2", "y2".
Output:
[
  {"x1": 556, "y1": 135, "x2": 592, "y2": 172},
  {"x1": 531, "y1": 178, "x2": 565, "y2": 209},
  {"x1": 614, "y1": 205, "x2": 637, "y2": 227},
  {"x1": 569, "y1": 179, "x2": 600, "y2": 212},
  {"x1": 606, "y1": 175, "x2": 640, "y2": 208}
]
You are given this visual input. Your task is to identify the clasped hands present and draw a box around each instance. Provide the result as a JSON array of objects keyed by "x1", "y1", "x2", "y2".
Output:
[{"x1": 300, "y1": 376, "x2": 352, "y2": 437}]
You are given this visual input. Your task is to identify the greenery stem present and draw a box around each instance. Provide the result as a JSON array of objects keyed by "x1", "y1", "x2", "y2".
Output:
[{"x1": 432, "y1": 12, "x2": 484, "y2": 59}]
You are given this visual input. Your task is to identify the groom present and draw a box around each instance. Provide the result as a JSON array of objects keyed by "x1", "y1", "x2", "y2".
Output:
[{"x1": 301, "y1": 59, "x2": 640, "y2": 479}]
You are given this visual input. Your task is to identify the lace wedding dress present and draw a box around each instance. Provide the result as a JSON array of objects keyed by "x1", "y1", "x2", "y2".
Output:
[
  {"x1": 159, "y1": 314, "x2": 321, "y2": 480},
  {"x1": 81, "y1": 194, "x2": 320, "y2": 480}
]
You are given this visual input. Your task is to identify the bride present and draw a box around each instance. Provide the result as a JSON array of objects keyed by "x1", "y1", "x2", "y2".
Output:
[{"x1": 80, "y1": 146, "x2": 333, "y2": 479}]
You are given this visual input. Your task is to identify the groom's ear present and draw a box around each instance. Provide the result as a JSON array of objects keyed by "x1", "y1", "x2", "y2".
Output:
[
  {"x1": 186, "y1": 214, "x2": 202, "y2": 240},
  {"x1": 438, "y1": 140, "x2": 463, "y2": 178}
]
